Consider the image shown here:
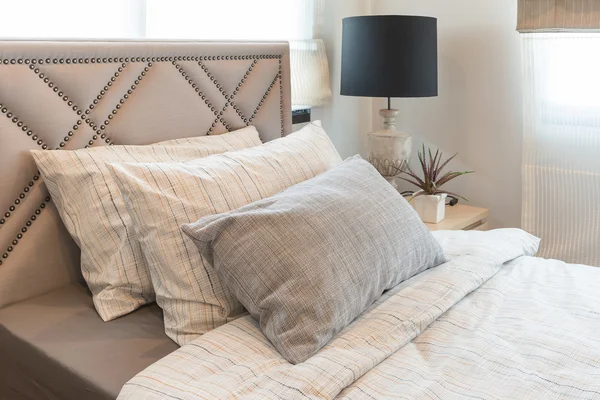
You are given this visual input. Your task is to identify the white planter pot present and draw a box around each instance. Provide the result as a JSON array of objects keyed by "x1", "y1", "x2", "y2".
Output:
[{"x1": 411, "y1": 193, "x2": 447, "y2": 224}]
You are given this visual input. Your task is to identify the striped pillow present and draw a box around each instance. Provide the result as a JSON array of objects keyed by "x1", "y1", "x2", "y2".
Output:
[
  {"x1": 31, "y1": 127, "x2": 261, "y2": 321},
  {"x1": 109, "y1": 122, "x2": 342, "y2": 345}
]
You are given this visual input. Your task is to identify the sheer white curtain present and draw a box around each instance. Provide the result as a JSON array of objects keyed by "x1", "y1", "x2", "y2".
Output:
[
  {"x1": 0, "y1": 0, "x2": 329, "y2": 109},
  {"x1": 522, "y1": 33, "x2": 600, "y2": 265}
]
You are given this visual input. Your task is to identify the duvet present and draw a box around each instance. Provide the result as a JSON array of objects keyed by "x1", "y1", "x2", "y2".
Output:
[{"x1": 118, "y1": 229, "x2": 600, "y2": 400}]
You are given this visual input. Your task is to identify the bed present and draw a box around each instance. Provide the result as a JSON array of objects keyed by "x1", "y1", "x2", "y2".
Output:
[{"x1": 1, "y1": 41, "x2": 600, "y2": 400}]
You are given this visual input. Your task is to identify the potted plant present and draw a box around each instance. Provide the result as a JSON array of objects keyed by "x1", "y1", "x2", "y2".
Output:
[{"x1": 396, "y1": 144, "x2": 473, "y2": 223}]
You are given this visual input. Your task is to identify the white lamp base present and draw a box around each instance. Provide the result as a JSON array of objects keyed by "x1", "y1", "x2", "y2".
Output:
[{"x1": 367, "y1": 109, "x2": 412, "y2": 184}]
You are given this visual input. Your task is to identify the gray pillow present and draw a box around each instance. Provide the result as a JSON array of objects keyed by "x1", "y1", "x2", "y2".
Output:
[{"x1": 182, "y1": 156, "x2": 447, "y2": 364}]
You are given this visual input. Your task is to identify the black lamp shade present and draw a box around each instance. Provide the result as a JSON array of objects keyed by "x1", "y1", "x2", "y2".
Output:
[{"x1": 341, "y1": 15, "x2": 438, "y2": 98}]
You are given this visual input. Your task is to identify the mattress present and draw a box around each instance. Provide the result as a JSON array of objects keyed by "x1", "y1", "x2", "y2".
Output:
[{"x1": 0, "y1": 283, "x2": 178, "y2": 400}]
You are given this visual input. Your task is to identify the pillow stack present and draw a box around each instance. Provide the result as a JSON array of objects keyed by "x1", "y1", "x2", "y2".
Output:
[
  {"x1": 34, "y1": 120, "x2": 448, "y2": 364},
  {"x1": 108, "y1": 122, "x2": 342, "y2": 344},
  {"x1": 32, "y1": 126, "x2": 261, "y2": 321}
]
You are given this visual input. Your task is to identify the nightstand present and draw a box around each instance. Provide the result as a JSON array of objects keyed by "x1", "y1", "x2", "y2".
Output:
[{"x1": 424, "y1": 204, "x2": 489, "y2": 231}]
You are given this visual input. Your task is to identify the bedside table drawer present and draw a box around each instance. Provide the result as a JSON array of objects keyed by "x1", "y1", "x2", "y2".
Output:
[{"x1": 424, "y1": 204, "x2": 489, "y2": 231}]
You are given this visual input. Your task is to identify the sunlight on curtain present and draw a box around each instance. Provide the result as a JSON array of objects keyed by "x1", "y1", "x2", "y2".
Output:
[{"x1": 522, "y1": 33, "x2": 600, "y2": 265}]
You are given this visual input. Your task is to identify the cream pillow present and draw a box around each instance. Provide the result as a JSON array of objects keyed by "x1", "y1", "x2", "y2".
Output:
[
  {"x1": 31, "y1": 127, "x2": 261, "y2": 321},
  {"x1": 109, "y1": 122, "x2": 342, "y2": 345}
]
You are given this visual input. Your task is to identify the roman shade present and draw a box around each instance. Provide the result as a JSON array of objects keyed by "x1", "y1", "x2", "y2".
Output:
[{"x1": 517, "y1": 0, "x2": 600, "y2": 32}]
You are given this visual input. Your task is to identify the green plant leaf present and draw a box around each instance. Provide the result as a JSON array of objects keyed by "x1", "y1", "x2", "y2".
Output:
[
  {"x1": 417, "y1": 146, "x2": 427, "y2": 178},
  {"x1": 435, "y1": 171, "x2": 460, "y2": 186},
  {"x1": 428, "y1": 148, "x2": 434, "y2": 174},
  {"x1": 399, "y1": 144, "x2": 473, "y2": 200},
  {"x1": 403, "y1": 173, "x2": 426, "y2": 188},
  {"x1": 431, "y1": 149, "x2": 442, "y2": 181},
  {"x1": 435, "y1": 150, "x2": 447, "y2": 182},
  {"x1": 434, "y1": 152, "x2": 459, "y2": 180},
  {"x1": 427, "y1": 146, "x2": 435, "y2": 176},
  {"x1": 436, "y1": 171, "x2": 474, "y2": 188},
  {"x1": 419, "y1": 144, "x2": 434, "y2": 191},
  {"x1": 398, "y1": 177, "x2": 428, "y2": 191}
]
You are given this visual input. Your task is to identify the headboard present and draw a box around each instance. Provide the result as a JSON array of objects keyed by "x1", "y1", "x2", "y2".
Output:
[{"x1": 0, "y1": 41, "x2": 292, "y2": 308}]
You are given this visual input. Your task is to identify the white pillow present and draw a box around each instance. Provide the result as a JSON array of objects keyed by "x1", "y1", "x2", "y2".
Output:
[
  {"x1": 109, "y1": 122, "x2": 342, "y2": 345},
  {"x1": 31, "y1": 127, "x2": 261, "y2": 321}
]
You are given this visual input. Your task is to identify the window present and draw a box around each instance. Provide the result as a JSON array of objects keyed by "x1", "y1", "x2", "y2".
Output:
[
  {"x1": 521, "y1": 33, "x2": 600, "y2": 266},
  {"x1": 535, "y1": 34, "x2": 600, "y2": 127}
]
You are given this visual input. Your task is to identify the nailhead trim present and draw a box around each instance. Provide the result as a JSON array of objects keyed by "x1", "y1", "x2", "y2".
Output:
[
  {"x1": 0, "y1": 103, "x2": 48, "y2": 149},
  {"x1": 0, "y1": 197, "x2": 51, "y2": 266},
  {"x1": 29, "y1": 66, "x2": 113, "y2": 150},
  {"x1": 1, "y1": 54, "x2": 281, "y2": 66},
  {"x1": 279, "y1": 59, "x2": 284, "y2": 136},
  {"x1": 92, "y1": 62, "x2": 152, "y2": 148},
  {"x1": 0, "y1": 173, "x2": 41, "y2": 226},
  {"x1": 198, "y1": 60, "x2": 257, "y2": 132},
  {"x1": 0, "y1": 53, "x2": 286, "y2": 257},
  {"x1": 61, "y1": 63, "x2": 127, "y2": 148},
  {"x1": 172, "y1": 62, "x2": 221, "y2": 134},
  {"x1": 249, "y1": 72, "x2": 280, "y2": 124},
  {"x1": 6, "y1": 54, "x2": 283, "y2": 148}
]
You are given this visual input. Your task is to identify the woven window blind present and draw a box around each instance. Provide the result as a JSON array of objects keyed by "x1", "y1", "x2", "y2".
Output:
[{"x1": 518, "y1": 0, "x2": 600, "y2": 32}]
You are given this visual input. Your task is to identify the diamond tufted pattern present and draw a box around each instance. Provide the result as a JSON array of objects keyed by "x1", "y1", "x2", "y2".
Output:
[{"x1": 0, "y1": 41, "x2": 292, "y2": 308}]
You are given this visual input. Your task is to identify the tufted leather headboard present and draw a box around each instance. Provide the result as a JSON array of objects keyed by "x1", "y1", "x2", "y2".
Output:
[{"x1": 0, "y1": 41, "x2": 292, "y2": 308}]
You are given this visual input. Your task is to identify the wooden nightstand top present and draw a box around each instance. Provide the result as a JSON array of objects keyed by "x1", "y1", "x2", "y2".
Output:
[{"x1": 424, "y1": 204, "x2": 489, "y2": 231}]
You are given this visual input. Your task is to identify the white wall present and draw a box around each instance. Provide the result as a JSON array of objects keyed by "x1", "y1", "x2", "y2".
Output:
[
  {"x1": 312, "y1": 0, "x2": 373, "y2": 158},
  {"x1": 317, "y1": 0, "x2": 523, "y2": 228}
]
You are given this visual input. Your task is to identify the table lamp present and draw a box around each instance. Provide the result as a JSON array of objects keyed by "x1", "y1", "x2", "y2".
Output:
[{"x1": 341, "y1": 15, "x2": 438, "y2": 187}]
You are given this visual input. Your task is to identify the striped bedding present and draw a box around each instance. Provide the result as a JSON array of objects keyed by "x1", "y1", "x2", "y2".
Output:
[{"x1": 118, "y1": 229, "x2": 600, "y2": 400}]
